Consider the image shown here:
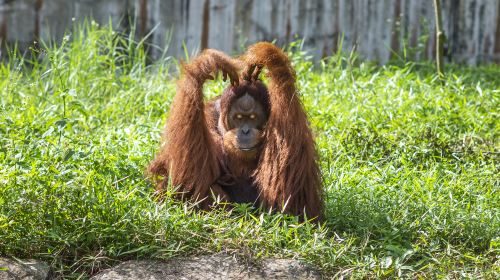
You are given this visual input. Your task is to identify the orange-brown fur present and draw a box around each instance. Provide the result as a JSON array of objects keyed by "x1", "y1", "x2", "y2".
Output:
[
  {"x1": 148, "y1": 43, "x2": 323, "y2": 220},
  {"x1": 241, "y1": 42, "x2": 323, "y2": 220}
]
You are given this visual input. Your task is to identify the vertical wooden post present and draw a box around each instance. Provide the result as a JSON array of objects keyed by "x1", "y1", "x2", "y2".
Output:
[
  {"x1": 494, "y1": 1, "x2": 500, "y2": 63},
  {"x1": 201, "y1": 0, "x2": 210, "y2": 50},
  {"x1": 139, "y1": 0, "x2": 148, "y2": 37},
  {"x1": 433, "y1": 0, "x2": 445, "y2": 79}
]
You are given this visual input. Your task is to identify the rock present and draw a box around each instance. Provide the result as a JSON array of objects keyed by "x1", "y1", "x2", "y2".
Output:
[
  {"x1": 91, "y1": 254, "x2": 321, "y2": 280},
  {"x1": 0, "y1": 258, "x2": 50, "y2": 280}
]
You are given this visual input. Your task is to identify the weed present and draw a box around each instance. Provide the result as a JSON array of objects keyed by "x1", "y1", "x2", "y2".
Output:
[{"x1": 0, "y1": 23, "x2": 498, "y2": 279}]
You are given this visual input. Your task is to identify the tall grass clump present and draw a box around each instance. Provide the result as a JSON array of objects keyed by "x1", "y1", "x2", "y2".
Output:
[{"x1": 1, "y1": 23, "x2": 498, "y2": 279}]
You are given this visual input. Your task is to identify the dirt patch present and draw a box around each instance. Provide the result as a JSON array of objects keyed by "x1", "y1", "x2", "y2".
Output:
[{"x1": 91, "y1": 254, "x2": 321, "y2": 280}]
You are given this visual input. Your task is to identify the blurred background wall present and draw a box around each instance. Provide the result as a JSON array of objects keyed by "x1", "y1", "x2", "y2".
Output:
[{"x1": 1, "y1": 0, "x2": 499, "y2": 64}]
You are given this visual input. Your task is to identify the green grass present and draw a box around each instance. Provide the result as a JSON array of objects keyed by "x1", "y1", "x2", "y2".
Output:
[{"x1": 1, "y1": 23, "x2": 499, "y2": 279}]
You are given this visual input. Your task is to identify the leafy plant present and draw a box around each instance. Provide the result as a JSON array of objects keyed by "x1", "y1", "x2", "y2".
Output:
[{"x1": 0, "y1": 22, "x2": 498, "y2": 279}]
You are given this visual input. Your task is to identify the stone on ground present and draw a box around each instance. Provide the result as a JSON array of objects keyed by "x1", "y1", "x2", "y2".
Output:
[
  {"x1": 91, "y1": 254, "x2": 321, "y2": 280},
  {"x1": 0, "y1": 258, "x2": 50, "y2": 280}
]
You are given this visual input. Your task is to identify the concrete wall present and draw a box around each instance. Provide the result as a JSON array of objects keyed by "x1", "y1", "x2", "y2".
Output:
[{"x1": 1, "y1": 0, "x2": 499, "y2": 64}]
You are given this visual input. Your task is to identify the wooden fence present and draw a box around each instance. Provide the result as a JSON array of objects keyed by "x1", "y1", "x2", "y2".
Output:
[{"x1": 1, "y1": 0, "x2": 499, "y2": 64}]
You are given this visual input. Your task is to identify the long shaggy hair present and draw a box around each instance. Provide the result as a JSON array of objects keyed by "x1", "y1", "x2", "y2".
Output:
[
  {"x1": 241, "y1": 43, "x2": 323, "y2": 219},
  {"x1": 148, "y1": 43, "x2": 323, "y2": 220}
]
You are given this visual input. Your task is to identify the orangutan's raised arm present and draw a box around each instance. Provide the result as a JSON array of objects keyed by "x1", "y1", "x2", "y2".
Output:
[
  {"x1": 148, "y1": 49, "x2": 239, "y2": 203},
  {"x1": 241, "y1": 42, "x2": 324, "y2": 220}
]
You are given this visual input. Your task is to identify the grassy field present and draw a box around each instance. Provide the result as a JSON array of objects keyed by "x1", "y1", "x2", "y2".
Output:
[{"x1": 1, "y1": 24, "x2": 499, "y2": 279}]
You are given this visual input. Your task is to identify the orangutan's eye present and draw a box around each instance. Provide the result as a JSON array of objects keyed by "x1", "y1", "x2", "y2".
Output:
[
  {"x1": 236, "y1": 114, "x2": 243, "y2": 119},
  {"x1": 249, "y1": 114, "x2": 256, "y2": 119}
]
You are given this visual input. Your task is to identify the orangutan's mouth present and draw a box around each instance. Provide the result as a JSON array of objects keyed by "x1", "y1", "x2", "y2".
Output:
[{"x1": 238, "y1": 146, "x2": 256, "y2": 152}]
